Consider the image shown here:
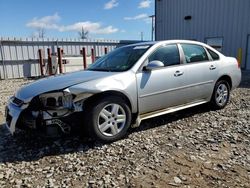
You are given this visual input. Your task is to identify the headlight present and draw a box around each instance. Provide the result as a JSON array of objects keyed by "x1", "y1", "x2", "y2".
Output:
[
  {"x1": 10, "y1": 96, "x2": 24, "y2": 107},
  {"x1": 39, "y1": 91, "x2": 73, "y2": 109}
]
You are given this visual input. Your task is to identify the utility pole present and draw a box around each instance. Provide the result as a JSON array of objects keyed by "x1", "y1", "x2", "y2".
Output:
[
  {"x1": 149, "y1": 15, "x2": 155, "y2": 41},
  {"x1": 140, "y1": 32, "x2": 144, "y2": 41}
]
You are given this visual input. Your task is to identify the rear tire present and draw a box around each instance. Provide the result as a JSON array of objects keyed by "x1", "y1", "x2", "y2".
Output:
[
  {"x1": 210, "y1": 80, "x2": 230, "y2": 110},
  {"x1": 86, "y1": 96, "x2": 132, "y2": 142}
]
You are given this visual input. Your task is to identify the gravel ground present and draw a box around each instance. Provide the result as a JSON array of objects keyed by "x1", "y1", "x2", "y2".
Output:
[{"x1": 0, "y1": 73, "x2": 249, "y2": 187}]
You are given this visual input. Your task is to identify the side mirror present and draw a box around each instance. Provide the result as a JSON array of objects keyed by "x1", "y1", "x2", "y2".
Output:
[{"x1": 143, "y1": 60, "x2": 164, "y2": 71}]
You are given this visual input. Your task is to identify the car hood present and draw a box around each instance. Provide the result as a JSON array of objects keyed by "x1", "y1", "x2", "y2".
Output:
[{"x1": 15, "y1": 70, "x2": 117, "y2": 102}]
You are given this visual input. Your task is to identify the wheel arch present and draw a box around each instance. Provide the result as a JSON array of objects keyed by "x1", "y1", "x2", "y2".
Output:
[
  {"x1": 84, "y1": 90, "x2": 134, "y2": 112},
  {"x1": 216, "y1": 75, "x2": 232, "y2": 90}
]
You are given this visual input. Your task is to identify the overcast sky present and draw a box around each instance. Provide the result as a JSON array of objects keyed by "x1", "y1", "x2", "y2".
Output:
[{"x1": 0, "y1": 0, "x2": 154, "y2": 40}]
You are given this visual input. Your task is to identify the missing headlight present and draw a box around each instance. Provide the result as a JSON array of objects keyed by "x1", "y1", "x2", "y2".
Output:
[
  {"x1": 39, "y1": 92, "x2": 73, "y2": 109},
  {"x1": 47, "y1": 97, "x2": 57, "y2": 107}
]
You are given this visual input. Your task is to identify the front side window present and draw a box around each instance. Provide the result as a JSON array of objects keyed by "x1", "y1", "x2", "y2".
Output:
[
  {"x1": 148, "y1": 44, "x2": 180, "y2": 66},
  {"x1": 88, "y1": 45, "x2": 151, "y2": 72},
  {"x1": 181, "y1": 44, "x2": 208, "y2": 63}
]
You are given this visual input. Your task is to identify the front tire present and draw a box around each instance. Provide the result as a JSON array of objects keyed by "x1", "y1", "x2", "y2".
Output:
[
  {"x1": 86, "y1": 96, "x2": 132, "y2": 142},
  {"x1": 210, "y1": 80, "x2": 230, "y2": 110}
]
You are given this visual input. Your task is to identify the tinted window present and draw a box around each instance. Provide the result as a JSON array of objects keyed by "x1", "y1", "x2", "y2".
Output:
[
  {"x1": 181, "y1": 44, "x2": 208, "y2": 63},
  {"x1": 207, "y1": 48, "x2": 220, "y2": 60},
  {"x1": 88, "y1": 45, "x2": 151, "y2": 72},
  {"x1": 148, "y1": 44, "x2": 180, "y2": 66}
]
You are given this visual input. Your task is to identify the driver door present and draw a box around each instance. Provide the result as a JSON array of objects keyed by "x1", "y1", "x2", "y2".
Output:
[{"x1": 136, "y1": 44, "x2": 188, "y2": 114}]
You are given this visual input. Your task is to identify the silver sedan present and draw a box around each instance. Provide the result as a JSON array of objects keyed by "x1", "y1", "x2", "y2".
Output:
[{"x1": 5, "y1": 40, "x2": 241, "y2": 142}]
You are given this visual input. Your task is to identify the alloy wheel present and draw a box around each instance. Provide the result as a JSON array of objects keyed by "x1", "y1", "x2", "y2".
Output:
[
  {"x1": 97, "y1": 103, "x2": 126, "y2": 137},
  {"x1": 215, "y1": 83, "x2": 229, "y2": 106}
]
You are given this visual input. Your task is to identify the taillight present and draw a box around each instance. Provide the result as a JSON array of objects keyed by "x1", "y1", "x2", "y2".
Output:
[{"x1": 237, "y1": 60, "x2": 240, "y2": 69}]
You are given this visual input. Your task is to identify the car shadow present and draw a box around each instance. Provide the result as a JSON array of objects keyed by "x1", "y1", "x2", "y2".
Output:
[
  {"x1": 0, "y1": 103, "x2": 212, "y2": 164},
  {"x1": 239, "y1": 82, "x2": 250, "y2": 89},
  {"x1": 240, "y1": 71, "x2": 250, "y2": 88},
  {"x1": 0, "y1": 125, "x2": 100, "y2": 163}
]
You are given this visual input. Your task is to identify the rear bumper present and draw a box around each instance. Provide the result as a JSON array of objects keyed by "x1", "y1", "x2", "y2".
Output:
[{"x1": 231, "y1": 69, "x2": 242, "y2": 90}]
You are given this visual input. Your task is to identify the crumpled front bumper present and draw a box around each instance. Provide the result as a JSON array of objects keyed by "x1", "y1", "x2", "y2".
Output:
[{"x1": 5, "y1": 100, "x2": 28, "y2": 134}]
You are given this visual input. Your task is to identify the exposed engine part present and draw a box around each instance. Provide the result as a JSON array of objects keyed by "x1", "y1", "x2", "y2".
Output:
[
  {"x1": 46, "y1": 119, "x2": 71, "y2": 134},
  {"x1": 39, "y1": 91, "x2": 73, "y2": 110},
  {"x1": 31, "y1": 111, "x2": 39, "y2": 118},
  {"x1": 42, "y1": 110, "x2": 71, "y2": 120},
  {"x1": 73, "y1": 100, "x2": 84, "y2": 112},
  {"x1": 20, "y1": 111, "x2": 38, "y2": 129}
]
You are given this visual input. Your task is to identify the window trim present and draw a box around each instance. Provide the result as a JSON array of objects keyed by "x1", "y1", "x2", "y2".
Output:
[{"x1": 206, "y1": 47, "x2": 220, "y2": 61}]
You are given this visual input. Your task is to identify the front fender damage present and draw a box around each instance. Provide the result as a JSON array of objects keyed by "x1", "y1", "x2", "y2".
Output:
[
  {"x1": 7, "y1": 72, "x2": 138, "y2": 136},
  {"x1": 7, "y1": 89, "x2": 95, "y2": 137}
]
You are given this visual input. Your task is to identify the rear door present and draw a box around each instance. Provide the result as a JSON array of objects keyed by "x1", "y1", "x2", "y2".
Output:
[
  {"x1": 180, "y1": 43, "x2": 219, "y2": 102},
  {"x1": 136, "y1": 44, "x2": 188, "y2": 114}
]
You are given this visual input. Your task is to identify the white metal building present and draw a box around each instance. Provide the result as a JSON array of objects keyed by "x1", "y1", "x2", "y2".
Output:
[{"x1": 155, "y1": 0, "x2": 250, "y2": 70}]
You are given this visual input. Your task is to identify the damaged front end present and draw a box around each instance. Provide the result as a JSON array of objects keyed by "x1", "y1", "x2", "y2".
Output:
[{"x1": 6, "y1": 89, "x2": 90, "y2": 136}]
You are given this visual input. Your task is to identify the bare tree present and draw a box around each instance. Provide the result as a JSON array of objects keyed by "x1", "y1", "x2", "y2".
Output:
[
  {"x1": 78, "y1": 27, "x2": 89, "y2": 39},
  {"x1": 37, "y1": 28, "x2": 46, "y2": 38}
]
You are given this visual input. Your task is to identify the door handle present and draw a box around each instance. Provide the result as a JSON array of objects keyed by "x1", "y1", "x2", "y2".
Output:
[
  {"x1": 209, "y1": 65, "x2": 216, "y2": 70},
  {"x1": 174, "y1": 70, "x2": 184, "y2": 77}
]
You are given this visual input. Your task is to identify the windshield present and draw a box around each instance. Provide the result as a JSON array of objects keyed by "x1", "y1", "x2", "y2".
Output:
[{"x1": 88, "y1": 45, "x2": 151, "y2": 72}]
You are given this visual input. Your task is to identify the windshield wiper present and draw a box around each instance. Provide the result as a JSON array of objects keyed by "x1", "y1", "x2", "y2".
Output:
[{"x1": 87, "y1": 68, "x2": 112, "y2": 72}]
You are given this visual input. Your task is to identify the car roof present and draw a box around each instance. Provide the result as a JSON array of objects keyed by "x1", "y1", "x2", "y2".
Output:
[
  {"x1": 129, "y1": 40, "x2": 207, "y2": 46},
  {"x1": 125, "y1": 39, "x2": 224, "y2": 58}
]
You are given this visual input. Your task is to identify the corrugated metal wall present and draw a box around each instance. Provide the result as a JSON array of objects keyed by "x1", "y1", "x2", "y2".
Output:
[
  {"x1": 155, "y1": 0, "x2": 250, "y2": 69},
  {"x1": 0, "y1": 37, "x2": 140, "y2": 79}
]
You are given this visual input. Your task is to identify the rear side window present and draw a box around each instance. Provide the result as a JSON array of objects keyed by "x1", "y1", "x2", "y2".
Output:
[
  {"x1": 181, "y1": 44, "x2": 209, "y2": 63},
  {"x1": 148, "y1": 44, "x2": 180, "y2": 66},
  {"x1": 207, "y1": 48, "x2": 220, "y2": 60}
]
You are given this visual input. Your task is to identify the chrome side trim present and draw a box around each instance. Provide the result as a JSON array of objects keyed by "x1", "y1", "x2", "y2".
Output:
[
  {"x1": 139, "y1": 80, "x2": 213, "y2": 98},
  {"x1": 140, "y1": 100, "x2": 208, "y2": 120}
]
